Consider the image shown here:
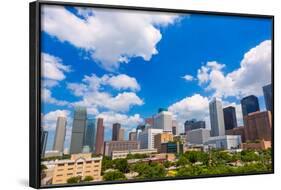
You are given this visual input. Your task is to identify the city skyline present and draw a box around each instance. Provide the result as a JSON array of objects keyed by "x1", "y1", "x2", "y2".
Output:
[{"x1": 41, "y1": 5, "x2": 272, "y2": 151}]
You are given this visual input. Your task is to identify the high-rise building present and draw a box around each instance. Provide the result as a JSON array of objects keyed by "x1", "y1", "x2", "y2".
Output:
[
  {"x1": 153, "y1": 108, "x2": 172, "y2": 132},
  {"x1": 172, "y1": 120, "x2": 178, "y2": 135},
  {"x1": 187, "y1": 128, "x2": 210, "y2": 145},
  {"x1": 241, "y1": 95, "x2": 260, "y2": 117},
  {"x1": 154, "y1": 132, "x2": 174, "y2": 153},
  {"x1": 118, "y1": 128, "x2": 125, "y2": 141},
  {"x1": 244, "y1": 111, "x2": 272, "y2": 141},
  {"x1": 223, "y1": 106, "x2": 238, "y2": 130},
  {"x1": 129, "y1": 131, "x2": 137, "y2": 141},
  {"x1": 139, "y1": 128, "x2": 163, "y2": 149},
  {"x1": 226, "y1": 126, "x2": 246, "y2": 142},
  {"x1": 41, "y1": 130, "x2": 48, "y2": 158},
  {"x1": 104, "y1": 140, "x2": 139, "y2": 156},
  {"x1": 70, "y1": 107, "x2": 87, "y2": 154},
  {"x1": 209, "y1": 98, "x2": 225, "y2": 137},
  {"x1": 95, "y1": 118, "x2": 104, "y2": 155},
  {"x1": 53, "y1": 117, "x2": 67, "y2": 153},
  {"x1": 112, "y1": 123, "x2": 121, "y2": 141},
  {"x1": 184, "y1": 119, "x2": 205, "y2": 132},
  {"x1": 84, "y1": 118, "x2": 96, "y2": 152},
  {"x1": 263, "y1": 84, "x2": 272, "y2": 113}
]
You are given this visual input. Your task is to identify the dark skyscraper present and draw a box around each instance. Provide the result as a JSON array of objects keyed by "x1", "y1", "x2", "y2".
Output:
[
  {"x1": 84, "y1": 118, "x2": 96, "y2": 152},
  {"x1": 184, "y1": 119, "x2": 205, "y2": 132},
  {"x1": 95, "y1": 118, "x2": 104, "y2": 155},
  {"x1": 129, "y1": 131, "x2": 137, "y2": 141},
  {"x1": 70, "y1": 107, "x2": 87, "y2": 154},
  {"x1": 223, "y1": 106, "x2": 238, "y2": 130},
  {"x1": 241, "y1": 95, "x2": 260, "y2": 117},
  {"x1": 112, "y1": 123, "x2": 121, "y2": 141},
  {"x1": 263, "y1": 84, "x2": 272, "y2": 113},
  {"x1": 41, "y1": 130, "x2": 48, "y2": 158}
]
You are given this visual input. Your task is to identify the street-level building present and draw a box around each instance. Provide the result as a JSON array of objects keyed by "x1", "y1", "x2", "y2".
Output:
[
  {"x1": 206, "y1": 135, "x2": 241, "y2": 150},
  {"x1": 111, "y1": 149, "x2": 157, "y2": 160},
  {"x1": 104, "y1": 140, "x2": 139, "y2": 156}
]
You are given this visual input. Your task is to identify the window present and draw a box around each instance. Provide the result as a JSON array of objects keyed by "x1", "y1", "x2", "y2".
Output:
[{"x1": 57, "y1": 164, "x2": 64, "y2": 167}]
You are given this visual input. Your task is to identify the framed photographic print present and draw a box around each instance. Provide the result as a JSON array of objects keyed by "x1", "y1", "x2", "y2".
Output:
[{"x1": 29, "y1": 0, "x2": 274, "y2": 188}]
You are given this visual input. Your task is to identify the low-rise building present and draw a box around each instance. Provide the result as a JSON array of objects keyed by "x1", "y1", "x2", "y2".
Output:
[
  {"x1": 241, "y1": 140, "x2": 271, "y2": 150},
  {"x1": 160, "y1": 142, "x2": 183, "y2": 154},
  {"x1": 206, "y1": 135, "x2": 241, "y2": 150},
  {"x1": 226, "y1": 126, "x2": 246, "y2": 142},
  {"x1": 111, "y1": 149, "x2": 157, "y2": 160},
  {"x1": 104, "y1": 140, "x2": 139, "y2": 156},
  {"x1": 154, "y1": 132, "x2": 173, "y2": 153},
  {"x1": 44, "y1": 150, "x2": 63, "y2": 158},
  {"x1": 187, "y1": 128, "x2": 210, "y2": 145}
]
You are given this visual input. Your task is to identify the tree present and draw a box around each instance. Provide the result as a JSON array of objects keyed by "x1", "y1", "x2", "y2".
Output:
[
  {"x1": 176, "y1": 155, "x2": 188, "y2": 167},
  {"x1": 103, "y1": 171, "x2": 126, "y2": 181},
  {"x1": 83, "y1": 176, "x2": 93, "y2": 182},
  {"x1": 67, "y1": 176, "x2": 81, "y2": 184},
  {"x1": 114, "y1": 158, "x2": 129, "y2": 173},
  {"x1": 102, "y1": 156, "x2": 114, "y2": 173},
  {"x1": 241, "y1": 150, "x2": 260, "y2": 162}
]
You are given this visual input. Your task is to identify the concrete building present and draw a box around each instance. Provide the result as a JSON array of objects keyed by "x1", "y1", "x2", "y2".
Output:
[
  {"x1": 95, "y1": 118, "x2": 104, "y2": 155},
  {"x1": 44, "y1": 150, "x2": 63, "y2": 158},
  {"x1": 111, "y1": 149, "x2": 157, "y2": 160},
  {"x1": 209, "y1": 98, "x2": 225, "y2": 137},
  {"x1": 104, "y1": 140, "x2": 139, "y2": 156},
  {"x1": 244, "y1": 111, "x2": 272, "y2": 142},
  {"x1": 241, "y1": 140, "x2": 271, "y2": 150},
  {"x1": 118, "y1": 128, "x2": 125, "y2": 141},
  {"x1": 153, "y1": 108, "x2": 172, "y2": 132},
  {"x1": 154, "y1": 132, "x2": 174, "y2": 153},
  {"x1": 53, "y1": 117, "x2": 67, "y2": 153},
  {"x1": 187, "y1": 128, "x2": 210, "y2": 145},
  {"x1": 241, "y1": 95, "x2": 260, "y2": 117},
  {"x1": 226, "y1": 126, "x2": 246, "y2": 142},
  {"x1": 70, "y1": 107, "x2": 87, "y2": 154},
  {"x1": 206, "y1": 135, "x2": 241, "y2": 150},
  {"x1": 223, "y1": 106, "x2": 238, "y2": 130},
  {"x1": 139, "y1": 128, "x2": 163, "y2": 149},
  {"x1": 44, "y1": 153, "x2": 102, "y2": 185},
  {"x1": 84, "y1": 119, "x2": 96, "y2": 152},
  {"x1": 263, "y1": 84, "x2": 272, "y2": 113},
  {"x1": 112, "y1": 123, "x2": 121, "y2": 141},
  {"x1": 173, "y1": 133, "x2": 187, "y2": 145},
  {"x1": 41, "y1": 130, "x2": 48, "y2": 158},
  {"x1": 129, "y1": 132, "x2": 137, "y2": 141},
  {"x1": 184, "y1": 119, "x2": 205, "y2": 132},
  {"x1": 160, "y1": 142, "x2": 183, "y2": 154}
]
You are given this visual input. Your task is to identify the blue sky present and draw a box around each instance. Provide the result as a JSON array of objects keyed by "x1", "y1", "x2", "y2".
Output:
[{"x1": 41, "y1": 5, "x2": 272, "y2": 151}]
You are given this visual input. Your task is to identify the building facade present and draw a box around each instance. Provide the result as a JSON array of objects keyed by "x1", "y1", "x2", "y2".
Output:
[
  {"x1": 112, "y1": 123, "x2": 121, "y2": 141},
  {"x1": 104, "y1": 140, "x2": 139, "y2": 156},
  {"x1": 70, "y1": 107, "x2": 87, "y2": 154},
  {"x1": 153, "y1": 109, "x2": 172, "y2": 132},
  {"x1": 111, "y1": 149, "x2": 157, "y2": 160},
  {"x1": 154, "y1": 132, "x2": 174, "y2": 153},
  {"x1": 41, "y1": 130, "x2": 48, "y2": 158},
  {"x1": 129, "y1": 132, "x2": 137, "y2": 141},
  {"x1": 244, "y1": 111, "x2": 272, "y2": 142},
  {"x1": 160, "y1": 142, "x2": 183, "y2": 154},
  {"x1": 95, "y1": 118, "x2": 104, "y2": 155},
  {"x1": 241, "y1": 95, "x2": 260, "y2": 117},
  {"x1": 263, "y1": 84, "x2": 272, "y2": 113},
  {"x1": 209, "y1": 98, "x2": 225, "y2": 137},
  {"x1": 206, "y1": 135, "x2": 241, "y2": 150},
  {"x1": 184, "y1": 119, "x2": 205, "y2": 132},
  {"x1": 226, "y1": 126, "x2": 246, "y2": 142},
  {"x1": 139, "y1": 128, "x2": 163, "y2": 149},
  {"x1": 53, "y1": 117, "x2": 67, "y2": 153},
  {"x1": 223, "y1": 106, "x2": 238, "y2": 130},
  {"x1": 84, "y1": 118, "x2": 96, "y2": 152},
  {"x1": 187, "y1": 128, "x2": 210, "y2": 145}
]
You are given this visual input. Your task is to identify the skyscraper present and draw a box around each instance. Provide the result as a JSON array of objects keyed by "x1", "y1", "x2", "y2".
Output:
[
  {"x1": 241, "y1": 95, "x2": 260, "y2": 117},
  {"x1": 41, "y1": 130, "x2": 48, "y2": 158},
  {"x1": 172, "y1": 120, "x2": 178, "y2": 135},
  {"x1": 118, "y1": 128, "x2": 125, "y2": 141},
  {"x1": 112, "y1": 123, "x2": 121, "y2": 141},
  {"x1": 263, "y1": 84, "x2": 272, "y2": 113},
  {"x1": 129, "y1": 131, "x2": 137, "y2": 141},
  {"x1": 84, "y1": 118, "x2": 96, "y2": 152},
  {"x1": 153, "y1": 108, "x2": 172, "y2": 132},
  {"x1": 209, "y1": 98, "x2": 225, "y2": 137},
  {"x1": 53, "y1": 117, "x2": 67, "y2": 153},
  {"x1": 139, "y1": 128, "x2": 163, "y2": 149},
  {"x1": 95, "y1": 118, "x2": 104, "y2": 155},
  {"x1": 184, "y1": 119, "x2": 205, "y2": 132},
  {"x1": 70, "y1": 107, "x2": 87, "y2": 154},
  {"x1": 223, "y1": 106, "x2": 238, "y2": 130}
]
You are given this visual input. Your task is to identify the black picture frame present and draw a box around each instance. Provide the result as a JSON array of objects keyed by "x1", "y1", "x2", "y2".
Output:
[{"x1": 30, "y1": 1, "x2": 274, "y2": 189}]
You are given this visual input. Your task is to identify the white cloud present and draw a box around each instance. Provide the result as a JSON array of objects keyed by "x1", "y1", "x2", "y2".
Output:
[
  {"x1": 42, "y1": 5, "x2": 180, "y2": 71},
  {"x1": 168, "y1": 94, "x2": 210, "y2": 132},
  {"x1": 42, "y1": 53, "x2": 71, "y2": 81},
  {"x1": 182, "y1": 74, "x2": 194, "y2": 81},
  {"x1": 42, "y1": 88, "x2": 69, "y2": 106},
  {"x1": 105, "y1": 74, "x2": 140, "y2": 91},
  {"x1": 42, "y1": 109, "x2": 71, "y2": 131},
  {"x1": 197, "y1": 40, "x2": 272, "y2": 99}
]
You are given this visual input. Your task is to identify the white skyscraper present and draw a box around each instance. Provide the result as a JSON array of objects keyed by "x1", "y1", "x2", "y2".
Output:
[
  {"x1": 209, "y1": 98, "x2": 225, "y2": 137},
  {"x1": 153, "y1": 109, "x2": 173, "y2": 132},
  {"x1": 53, "y1": 116, "x2": 67, "y2": 153},
  {"x1": 139, "y1": 128, "x2": 163, "y2": 149}
]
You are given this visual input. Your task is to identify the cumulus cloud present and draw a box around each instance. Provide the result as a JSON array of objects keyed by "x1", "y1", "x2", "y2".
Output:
[
  {"x1": 42, "y1": 5, "x2": 180, "y2": 71},
  {"x1": 197, "y1": 40, "x2": 272, "y2": 99},
  {"x1": 182, "y1": 74, "x2": 194, "y2": 81},
  {"x1": 42, "y1": 88, "x2": 69, "y2": 106},
  {"x1": 42, "y1": 109, "x2": 71, "y2": 131}
]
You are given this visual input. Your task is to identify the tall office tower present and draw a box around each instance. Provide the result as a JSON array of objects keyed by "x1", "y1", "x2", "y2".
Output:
[
  {"x1": 70, "y1": 107, "x2": 87, "y2": 154},
  {"x1": 241, "y1": 95, "x2": 260, "y2": 117},
  {"x1": 129, "y1": 131, "x2": 137, "y2": 141},
  {"x1": 41, "y1": 130, "x2": 48, "y2": 158},
  {"x1": 84, "y1": 119, "x2": 96, "y2": 152},
  {"x1": 112, "y1": 123, "x2": 121, "y2": 141},
  {"x1": 118, "y1": 128, "x2": 125, "y2": 141},
  {"x1": 139, "y1": 128, "x2": 163, "y2": 149},
  {"x1": 154, "y1": 108, "x2": 172, "y2": 132},
  {"x1": 184, "y1": 119, "x2": 205, "y2": 132},
  {"x1": 263, "y1": 84, "x2": 272, "y2": 113},
  {"x1": 209, "y1": 98, "x2": 225, "y2": 137},
  {"x1": 244, "y1": 111, "x2": 272, "y2": 141},
  {"x1": 53, "y1": 116, "x2": 67, "y2": 152},
  {"x1": 172, "y1": 120, "x2": 178, "y2": 135},
  {"x1": 223, "y1": 106, "x2": 238, "y2": 130},
  {"x1": 95, "y1": 118, "x2": 104, "y2": 155}
]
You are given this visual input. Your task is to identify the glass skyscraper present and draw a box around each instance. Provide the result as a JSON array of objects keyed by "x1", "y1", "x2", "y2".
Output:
[
  {"x1": 223, "y1": 106, "x2": 238, "y2": 130},
  {"x1": 241, "y1": 95, "x2": 260, "y2": 117},
  {"x1": 263, "y1": 84, "x2": 272, "y2": 113},
  {"x1": 84, "y1": 118, "x2": 96, "y2": 152}
]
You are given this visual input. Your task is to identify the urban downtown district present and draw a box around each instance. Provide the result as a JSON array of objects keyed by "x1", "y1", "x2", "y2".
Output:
[{"x1": 41, "y1": 84, "x2": 272, "y2": 186}]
